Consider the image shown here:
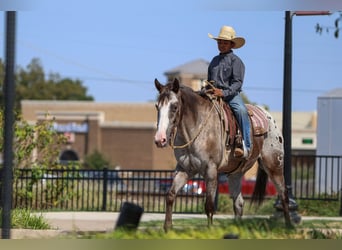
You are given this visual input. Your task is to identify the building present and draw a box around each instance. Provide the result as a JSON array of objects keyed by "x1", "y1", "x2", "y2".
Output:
[
  {"x1": 21, "y1": 100, "x2": 176, "y2": 170},
  {"x1": 164, "y1": 59, "x2": 209, "y2": 91},
  {"x1": 20, "y1": 59, "x2": 317, "y2": 170},
  {"x1": 315, "y1": 88, "x2": 342, "y2": 194}
]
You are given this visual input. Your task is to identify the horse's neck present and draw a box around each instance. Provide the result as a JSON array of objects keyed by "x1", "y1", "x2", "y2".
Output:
[{"x1": 178, "y1": 91, "x2": 213, "y2": 136}]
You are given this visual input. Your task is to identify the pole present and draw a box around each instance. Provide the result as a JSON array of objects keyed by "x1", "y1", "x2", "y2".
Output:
[
  {"x1": 283, "y1": 11, "x2": 294, "y2": 199},
  {"x1": 1, "y1": 11, "x2": 16, "y2": 239},
  {"x1": 273, "y1": 11, "x2": 301, "y2": 223},
  {"x1": 275, "y1": 10, "x2": 331, "y2": 222}
]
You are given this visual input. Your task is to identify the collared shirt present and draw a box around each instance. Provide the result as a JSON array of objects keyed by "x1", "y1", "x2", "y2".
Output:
[{"x1": 207, "y1": 50, "x2": 245, "y2": 100}]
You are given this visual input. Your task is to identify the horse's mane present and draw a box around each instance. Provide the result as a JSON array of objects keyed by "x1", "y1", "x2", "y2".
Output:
[
  {"x1": 179, "y1": 83, "x2": 212, "y2": 106},
  {"x1": 178, "y1": 84, "x2": 203, "y2": 106}
]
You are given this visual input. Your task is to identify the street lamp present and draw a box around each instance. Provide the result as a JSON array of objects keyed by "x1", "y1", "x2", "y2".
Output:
[
  {"x1": 275, "y1": 10, "x2": 331, "y2": 222},
  {"x1": 2, "y1": 11, "x2": 16, "y2": 239}
]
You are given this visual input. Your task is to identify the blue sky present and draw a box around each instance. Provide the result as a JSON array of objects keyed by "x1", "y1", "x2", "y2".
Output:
[{"x1": 1, "y1": 1, "x2": 342, "y2": 111}]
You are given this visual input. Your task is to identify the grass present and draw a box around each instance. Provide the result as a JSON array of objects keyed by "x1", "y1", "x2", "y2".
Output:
[
  {"x1": 67, "y1": 197, "x2": 342, "y2": 239},
  {"x1": 2, "y1": 197, "x2": 341, "y2": 239},
  {"x1": 79, "y1": 217, "x2": 342, "y2": 239},
  {"x1": 216, "y1": 195, "x2": 341, "y2": 217},
  {"x1": 0, "y1": 208, "x2": 50, "y2": 230},
  {"x1": 69, "y1": 196, "x2": 342, "y2": 239}
]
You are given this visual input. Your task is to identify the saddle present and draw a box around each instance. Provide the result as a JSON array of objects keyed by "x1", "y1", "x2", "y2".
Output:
[
  {"x1": 198, "y1": 89, "x2": 269, "y2": 150},
  {"x1": 221, "y1": 102, "x2": 269, "y2": 149}
]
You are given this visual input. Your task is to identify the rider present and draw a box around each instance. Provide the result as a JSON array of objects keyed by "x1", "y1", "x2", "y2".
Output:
[{"x1": 206, "y1": 25, "x2": 251, "y2": 158}]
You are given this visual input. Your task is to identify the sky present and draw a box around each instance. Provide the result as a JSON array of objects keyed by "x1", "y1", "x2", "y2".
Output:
[{"x1": 1, "y1": 0, "x2": 342, "y2": 111}]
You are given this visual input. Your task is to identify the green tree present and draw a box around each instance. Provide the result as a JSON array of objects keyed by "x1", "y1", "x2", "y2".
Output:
[
  {"x1": 241, "y1": 92, "x2": 269, "y2": 110},
  {"x1": 0, "y1": 109, "x2": 81, "y2": 208},
  {"x1": 0, "y1": 58, "x2": 94, "y2": 111},
  {"x1": 84, "y1": 150, "x2": 112, "y2": 170},
  {"x1": 316, "y1": 11, "x2": 342, "y2": 38}
]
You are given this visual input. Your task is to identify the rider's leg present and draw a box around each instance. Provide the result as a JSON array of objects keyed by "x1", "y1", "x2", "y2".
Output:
[{"x1": 228, "y1": 94, "x2": 251, "y2": 156}]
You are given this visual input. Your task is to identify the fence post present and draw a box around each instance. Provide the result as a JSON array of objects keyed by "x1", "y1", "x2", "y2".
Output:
[{"x1": 102, "y1": 167, "x2": 108, "y2": 211}]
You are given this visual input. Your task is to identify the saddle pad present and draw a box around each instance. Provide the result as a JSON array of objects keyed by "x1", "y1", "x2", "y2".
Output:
[{"x1": 246, "y1": 104, "x2": 269, "y2": 136}]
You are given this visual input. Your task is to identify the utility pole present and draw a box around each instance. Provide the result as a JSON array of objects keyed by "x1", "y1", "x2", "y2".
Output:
[
  {"x1": 1, "y1": 11, "x2": 16, "y2": 239},
  {"x1": 274, "y1": 10, "x2": 330, "y2": 222}
]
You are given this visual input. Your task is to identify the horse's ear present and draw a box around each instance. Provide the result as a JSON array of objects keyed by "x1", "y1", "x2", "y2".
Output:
[
  {"x1": 154, "y1": 78, "x2": 163, "y2": 93},
  {"x1": 172, "y1": 78, "x2": 180, "y2": 93}
]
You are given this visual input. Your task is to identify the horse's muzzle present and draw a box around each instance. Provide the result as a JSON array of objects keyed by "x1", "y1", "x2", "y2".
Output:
[
  {"x1": 154, "y1": 132, "x2": 168, "y2": 148},
  {"x1": 154, "y1": 138, "x2": 167, "y2": 148}
]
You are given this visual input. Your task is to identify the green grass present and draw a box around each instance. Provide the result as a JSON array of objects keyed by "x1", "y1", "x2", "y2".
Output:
[
  {"x1": 217, "y1": 195, "x2": 341, "y2": 217},
  {"x1": 70, "y1": 197, "x2": 342, "y2": 239},
  {"x1": 2, "y1": 197, "x2": 341, "y2": 239},
  {"x1": 80, "y1": 217, "x2": 342, "y2": 239},
  {"x1": 0, "y1": 208, "x2": 50, "y2": 229}
]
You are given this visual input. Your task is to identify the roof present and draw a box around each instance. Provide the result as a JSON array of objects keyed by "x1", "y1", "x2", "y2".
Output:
[
  {"x1": 21, "y1": 100, "x2": 157, "y2": 123},
  {"x1": 164, "y1": 59, "x2": 209, "y2": 76}
]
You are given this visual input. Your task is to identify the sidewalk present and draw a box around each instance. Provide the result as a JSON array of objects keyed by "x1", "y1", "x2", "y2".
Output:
[
  {"x1": 8, "y1": 211, "x2": 342, "y2": 239},
  {"x1": 39, "y1": 212, "x2": 236, "y2": 232}
]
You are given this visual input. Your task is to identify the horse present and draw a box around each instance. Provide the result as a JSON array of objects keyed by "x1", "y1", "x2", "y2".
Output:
[{"x1": 153, "y1": 78, "x2": 291, "y2": 232}]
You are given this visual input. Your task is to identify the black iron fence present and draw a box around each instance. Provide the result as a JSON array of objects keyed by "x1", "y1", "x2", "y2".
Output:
[
  {"x1": 11, "y1": 168, "x2": 205, "y2": 213},
  {"x1": 3, "y1": 155, "x2": 342, "y2": 214},
  {"x1": 292, "y1": 155, "x2": 342, "y2": 201}
]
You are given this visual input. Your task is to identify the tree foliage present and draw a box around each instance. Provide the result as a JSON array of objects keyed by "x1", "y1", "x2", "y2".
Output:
[
  {"x1": 316, "y1": 11, "x2": 342, "y2": 38},
  {"x1": 0, "y1": 109, "x2": 82, "y2": 208},
  {"x1": 0, "y1": 58, "x2": 94, "y2": 111},
  {"x1": 0, "y1": 110, "x2": 67, "y2": 169},
  {"x1": 84, "y1": 150, "x2": 112, "y2": 170}
]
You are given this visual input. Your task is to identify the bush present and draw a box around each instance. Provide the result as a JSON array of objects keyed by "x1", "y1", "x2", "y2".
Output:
[{"x1": 84, "y1": 150, "x2": 111, "y2": 170}]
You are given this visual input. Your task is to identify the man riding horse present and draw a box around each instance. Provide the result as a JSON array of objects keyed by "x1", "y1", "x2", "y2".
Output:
[{"x1": 206, "y1": 25, "x2": 251, "y2": 159}]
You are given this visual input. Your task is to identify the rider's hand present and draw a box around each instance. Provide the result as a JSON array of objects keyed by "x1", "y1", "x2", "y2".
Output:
[{"x1": 207, "y1": 88, "x2": 223, "y2": 97}]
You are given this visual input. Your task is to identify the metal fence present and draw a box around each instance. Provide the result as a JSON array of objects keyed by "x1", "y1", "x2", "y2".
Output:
[
  {"x1": 292, "y1": 155, "x2": 342, "y2": 201},
  {"x1": 4, "y1": 155, "x2": 342, "y2": 214},
  {"x1": 11, "y1": 168, "x2": 205, "y2": 213}
]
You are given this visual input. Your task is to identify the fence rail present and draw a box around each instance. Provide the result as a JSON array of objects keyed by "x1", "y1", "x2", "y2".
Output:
[
  {"x1": 292, "y1": 155, "x2": 342, "y2": 201},
  {"x1": 2, "y1": 155, "x2": 342, "y2": 215},
  {"x1": 11, "y1": 168, "x2": 206, "y2": 213}
]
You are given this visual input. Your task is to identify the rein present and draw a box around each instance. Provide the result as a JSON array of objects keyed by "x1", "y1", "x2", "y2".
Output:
[{"x1": 170, "y1": 100, "x2": 216, "y2": 150}]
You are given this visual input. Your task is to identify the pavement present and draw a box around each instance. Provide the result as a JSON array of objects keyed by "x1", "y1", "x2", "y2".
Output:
[{"x1": 6, "y1": 211, "x2": 342, "y2": 239}]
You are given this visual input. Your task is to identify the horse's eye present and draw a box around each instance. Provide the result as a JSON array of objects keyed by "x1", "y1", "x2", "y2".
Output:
[{"x1": 171, "y1": 103, "x2": 178, "y2": 112}]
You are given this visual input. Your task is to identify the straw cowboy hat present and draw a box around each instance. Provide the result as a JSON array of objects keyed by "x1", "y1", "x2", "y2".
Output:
[{"x1": 208, "y1": 26, "x2": 245, "y2": 49}]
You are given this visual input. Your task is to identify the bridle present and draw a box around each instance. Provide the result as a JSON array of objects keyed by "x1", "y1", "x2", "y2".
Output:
[{"x1": 168, "y1": 95, "x2": 216, "y2": 150}]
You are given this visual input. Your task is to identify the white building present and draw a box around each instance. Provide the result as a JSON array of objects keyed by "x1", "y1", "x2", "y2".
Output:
[{"x1": 316, "y1": 88, "x2": 342, "y2": 194}]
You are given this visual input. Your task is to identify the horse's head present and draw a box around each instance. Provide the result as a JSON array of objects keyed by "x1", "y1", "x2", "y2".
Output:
[{"x1": 154, "y1": 78, "x2": 181, "y2": 148}]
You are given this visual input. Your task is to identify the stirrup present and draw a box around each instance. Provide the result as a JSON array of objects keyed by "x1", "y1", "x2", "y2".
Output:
[
  {"x1": 234, "y1": 147, "x2": 244, "y2": 158},
  {"x1": 234, "y1": 141, "x2": 249, "y2": 158}
]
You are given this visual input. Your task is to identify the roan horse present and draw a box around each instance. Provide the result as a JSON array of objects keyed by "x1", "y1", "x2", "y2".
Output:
[{"x1": 154, "y1": 78, "x2": 291, "y2": 232}]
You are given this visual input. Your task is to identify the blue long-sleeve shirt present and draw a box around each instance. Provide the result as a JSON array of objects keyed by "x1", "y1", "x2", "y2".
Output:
[{"x1": 207, "y1": 50, "x2": 245, "y2": 100}]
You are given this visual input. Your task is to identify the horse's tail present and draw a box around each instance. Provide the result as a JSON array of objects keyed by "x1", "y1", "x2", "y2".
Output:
[{"x1": 250, "y1": 158, "x2": 268, "y2": 207}]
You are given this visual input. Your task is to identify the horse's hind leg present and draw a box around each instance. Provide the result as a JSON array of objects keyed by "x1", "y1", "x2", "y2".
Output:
[
  {"x1": 164, "y1": 170, "x2": 188, "y2": 232},
  {"x1": 227, "y1": 172, "x2": 244, "y2": 219},
  {"x1": 271, "y1": 173, "x2": 291, "y2": 227},
  {"x1": 260, "y1": 155, "x2": 291, "y2": 227}
]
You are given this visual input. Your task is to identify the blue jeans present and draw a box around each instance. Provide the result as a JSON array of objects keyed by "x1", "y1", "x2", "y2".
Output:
[{"x1": 224, "y1": 94, "x2": 251, "y2": 150}]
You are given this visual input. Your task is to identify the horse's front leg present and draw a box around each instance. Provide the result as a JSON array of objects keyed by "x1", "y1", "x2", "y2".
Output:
[
  {"x1": 228, "y1": 172, "x2": 244, "y2": 219},
  {"x1": 205, "y1": 167, "x2": 217, "y2": 227},
  {"x1": 164, "y1": 171, "x2": 188, "y2": 232}
]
